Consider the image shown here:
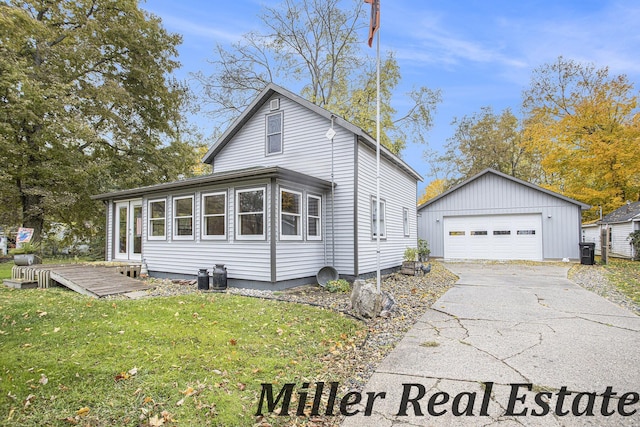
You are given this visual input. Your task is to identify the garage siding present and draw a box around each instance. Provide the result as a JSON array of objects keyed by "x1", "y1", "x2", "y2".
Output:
[{"x1": 418, "y1": 172, "x2": 585, "y2": 260}]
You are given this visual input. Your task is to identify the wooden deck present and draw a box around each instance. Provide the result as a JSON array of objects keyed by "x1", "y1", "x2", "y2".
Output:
[{"x1": 10, "y1": 264, "x2": 150, "y2": 298}]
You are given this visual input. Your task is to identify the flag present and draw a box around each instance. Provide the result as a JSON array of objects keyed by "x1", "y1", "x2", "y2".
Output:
[{"x1": 364, "y1": 0, "x2": 380, "y2": 48}]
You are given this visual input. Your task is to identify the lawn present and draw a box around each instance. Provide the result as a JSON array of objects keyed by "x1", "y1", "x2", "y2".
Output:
[
  {"x1": 603, "y1": 259, "x2": 640, "y2": 305},
  {"x1": 0, "y1": 286, "x2": 365, "y2": 426}
]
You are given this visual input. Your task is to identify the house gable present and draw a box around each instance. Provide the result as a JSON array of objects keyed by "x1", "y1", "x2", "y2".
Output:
[{"x1": 203, "y1": 83, "x2": 421, "y2": 182}]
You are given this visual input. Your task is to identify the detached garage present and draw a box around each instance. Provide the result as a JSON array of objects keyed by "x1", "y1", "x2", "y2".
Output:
[{"x1": 418, "y1": 169, "x2": 590, "y2": 261}]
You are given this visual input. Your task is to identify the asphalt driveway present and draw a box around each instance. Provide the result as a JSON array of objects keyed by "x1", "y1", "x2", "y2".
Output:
[{"x1": 342, "y1": 263, "x2": 640, "y2": 426}]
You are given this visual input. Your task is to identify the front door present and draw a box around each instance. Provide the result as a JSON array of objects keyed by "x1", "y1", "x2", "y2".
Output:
[{"x1": 114, "y1": 200, "x2": 142, "y2": 262}]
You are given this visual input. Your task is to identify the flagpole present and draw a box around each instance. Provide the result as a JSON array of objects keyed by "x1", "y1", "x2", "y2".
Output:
[{"x1": 375, "y1": 17, "x2": 381, "y2": 293}]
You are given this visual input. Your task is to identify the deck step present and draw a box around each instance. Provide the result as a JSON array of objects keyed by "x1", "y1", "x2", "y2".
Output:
[{"x1": 4, "y1": 279, "x2": 38, "y2": 289}]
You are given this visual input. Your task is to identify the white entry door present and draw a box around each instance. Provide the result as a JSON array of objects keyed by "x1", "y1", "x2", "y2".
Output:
[
  {"x1": 114, "y1": 200, "x2": 142, "y2": 262},
  {"x1": 444, "y1": 214, "x2": 543, "y2": 261}
]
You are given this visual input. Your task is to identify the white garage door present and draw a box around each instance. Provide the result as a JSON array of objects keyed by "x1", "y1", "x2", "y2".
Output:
[{"x1": 444, "y1": 214, "x2": 543, "y2": 261}]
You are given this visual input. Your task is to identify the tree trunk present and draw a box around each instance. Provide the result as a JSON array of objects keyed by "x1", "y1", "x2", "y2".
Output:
[{"x1": 20, "y1": 191, "x2": 44, "y2": 243}]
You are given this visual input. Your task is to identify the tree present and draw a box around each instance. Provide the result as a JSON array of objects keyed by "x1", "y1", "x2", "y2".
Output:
[
  {"x1": 0, "y1": 1, "x2": 201, "y2": 242},
  {"x1": 522, "y1": 57, "x2": 640, "y2": 219},
  {"x1": 418, "y1": 178, "x2": 449, "y2": 205},
  {"x1": 195, "y1": 0, "x2": 440, "y2": 155},
  {"x1": 435, "y1": 106, "x2": 540, "y2": 184}
]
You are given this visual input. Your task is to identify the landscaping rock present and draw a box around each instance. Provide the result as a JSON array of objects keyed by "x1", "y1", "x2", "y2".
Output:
[
  {"x1": 380, "y1": 290, "x2": 397, "y2": 318},
  {"x1": 350, "y1": 279, "x2": 383, "y2": 319}
]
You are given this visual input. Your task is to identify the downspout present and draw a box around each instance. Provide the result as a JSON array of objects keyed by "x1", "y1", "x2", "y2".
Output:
[{"x1": 330, "y1": 115, "x2": 336, "y2": 268}]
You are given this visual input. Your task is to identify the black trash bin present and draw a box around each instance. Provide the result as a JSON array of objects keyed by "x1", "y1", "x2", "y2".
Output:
[{"x1": 579, "y1": 242, "x2": 595, "y2": 265}]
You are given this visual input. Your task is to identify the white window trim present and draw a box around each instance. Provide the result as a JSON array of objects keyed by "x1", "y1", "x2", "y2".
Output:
[
  {"x1": 403, "y1": 207, "x2": 410, "y2": 237},
  {"x1": 201, "y1": 191, "x2": 227, "y2": 240},
  {"x1": 148, "y1": 198, "x2": 166, "y2": 240},
  {"x1": 236, "y1": 187, "x2": 266, "y2": 240},
  {"x1": 307, "y1": 194, "x2": 322, "y2": 241},
  {"x1": 265, "y1": 111, "x2": 283, "y2": 155},
  {"x1": 173, "y1": 195, "x2": 194, "y2": 240},
  {"x1": 371, "y1": 197, "x2": 387, "y2": 239},
  {"x1": 280, "y1": 188, "x2": 303, "y2": 241}
]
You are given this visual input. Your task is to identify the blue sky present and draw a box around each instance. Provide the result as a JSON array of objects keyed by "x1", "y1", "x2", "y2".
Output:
[{"x1": 143, "y1": 0, "x2": 640, "y2": 191}]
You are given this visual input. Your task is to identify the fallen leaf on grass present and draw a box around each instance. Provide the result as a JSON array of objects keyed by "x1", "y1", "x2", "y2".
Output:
[
  {"x1": 37, "y1": 310, "x2": 47, "y2": 317},
  {"x1": 128, "y1": 367, "x2": 138, "y2": 376},
  {"x1": 181, "y1": 386, "x2": 195, "y2": 396},
  {"x1": 53, "y1": 327, "x2": 61, "y2": 333},
  {"x1": 39, "y1": 374, "x2": 48, "y2": 385},
  {"x1": 229, "y1": 338, "x2": 237, "y2": 346},
  {"x1": 24, "y1": 394, "x2": 35, "y2": 409},
  {"x1": 148, "y1": 414, "x2": 164, "y2": 427},
  {"x1": 115, "y1": 372, "x2": 131, "y2": 382},
  {"x1": 76, "y1": 406, "x2": 90, "y2": 417}
]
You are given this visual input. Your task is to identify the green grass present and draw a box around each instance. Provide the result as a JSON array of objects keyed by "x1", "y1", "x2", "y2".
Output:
[
  {"x1": 0, "y1": 287, "x2": 364, "y2": 426},
  {"x1": 0, "y1": 261, "x2": 13, "y2": 281},
  {"x1": 603, "y1": 259, "x2": 640, "y2": 306}
]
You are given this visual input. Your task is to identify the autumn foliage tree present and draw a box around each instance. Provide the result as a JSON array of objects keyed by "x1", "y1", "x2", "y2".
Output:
[
  {"x1": 522, "y1": 57, "x2": 640, "y2": 219},
  {"x1": 418, "y1": 178, "x2": 449, "y2": 205},
  {"x1": 435, "y1": 107, "x2": 540, "y2": 184},
  {"x1": 0, "y1": 1, "x2": 201, "y2": 242}
]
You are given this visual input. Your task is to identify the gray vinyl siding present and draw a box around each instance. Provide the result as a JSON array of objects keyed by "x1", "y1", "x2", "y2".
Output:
[
  {"x1": 211, "y1": 94, "x2": 356, "y2": 275},
  {"x1": 357, "y1": 143, "x2": 418, "y2": 273},
  {"x1": 418, "y1": 172, "x2": 583, "y2": 259},
  {"x1": 274, "y1": 180, "x2": 328, "y2": 281},
  {"x1": 141, "y1": 181, "x2": 272, "y2": 281}
]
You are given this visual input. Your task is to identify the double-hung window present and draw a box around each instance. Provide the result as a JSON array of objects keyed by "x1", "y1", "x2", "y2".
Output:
[
  {"x1": 202, "y1": 192, "x2": 226, "y2": 239},
  {"x1": 236, "y1": 188, "x2": 265, "y2": 239},
  {"x1": 266, "y1": 112, "x2": 283, "y2": 155},
  {"x1": 307, "y1": 195, "x2": 322, "y2": 240},
  {"x1": 403, "y1": 207, "x2": 410, "y2": 237},
  {"x1": 280, "y1": 189, "x2": 302, "y2": 240},
  {"x1": 148, "y1": 199, "x2": 166, "y2": 240},
  {"x1": 173, "y1": 196, "x2": 193, "y2": 239},
  {"x1": 371, "y1": 198, "x2": 386, "y2": 238}
]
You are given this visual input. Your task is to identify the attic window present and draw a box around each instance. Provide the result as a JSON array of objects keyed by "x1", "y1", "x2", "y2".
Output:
[{"x1": 266, "y1": 112, "x2": 283, "y2": 155}]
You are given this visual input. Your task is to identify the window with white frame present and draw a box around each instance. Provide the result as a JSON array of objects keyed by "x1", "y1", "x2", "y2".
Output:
[
  {"x1": 148, "y1": 199, "x2": 166, "y2": 240},
  {"x1": 371, "y1": 198, "x2": 386, "y2": 238},
  {"x1": 173, "y1": 196, "x2": 193, "y2": 239},
  {"x1": 266, "y1": 112, "x2": 283, "y2": 155},
  {"x1": 236, "y1": 188, "x2": 265, "y2": 239},
  {"x1": 307, "y1": 195, "x2": 322, "y2": 240},
  {"x1": 280, "y1": 189, "x2": 302, "y2": 240},
  {"x1": 403, "y1": 207, "x2": 410, "y2": 237},
  {"x1": 202, "y1": 192, "x2": 226, "y2": 239}
]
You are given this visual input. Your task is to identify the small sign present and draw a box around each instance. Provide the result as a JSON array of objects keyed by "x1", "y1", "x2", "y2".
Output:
[
  {"x1": 16, "y1": 227, "x2": 34, "y2": 243},
  {"x1": 325, "y1": 128, "x2": 336, "y2": 140}
]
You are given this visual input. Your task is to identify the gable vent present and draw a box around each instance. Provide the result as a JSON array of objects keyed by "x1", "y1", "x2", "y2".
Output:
[{"x1": 269, "y1": 98, "x2": 280, "y2": 111}]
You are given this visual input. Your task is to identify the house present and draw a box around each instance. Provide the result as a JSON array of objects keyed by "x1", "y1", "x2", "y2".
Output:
[
  {"x1": 417, "y1": 169, "x2": 590, "y2": 261},
  {"x1": 92, "y1": 84, "x2": 421, "y2": 289},
  {"x1": 582, "y1": 201, "x2": 640, "y2": 259}
]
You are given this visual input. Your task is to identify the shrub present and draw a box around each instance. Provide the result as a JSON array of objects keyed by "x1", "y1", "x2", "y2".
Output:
[
  {"x1": 326, "y1": 279, "x2": 351, "y2": 293},
  {"x1": 404, "y1": 247, "x2": 418, "y2": 262}
]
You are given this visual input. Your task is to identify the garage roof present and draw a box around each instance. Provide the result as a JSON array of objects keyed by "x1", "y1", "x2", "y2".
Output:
[{"x1": 418, "y1": 168, "x2": 591, "y2": 210}]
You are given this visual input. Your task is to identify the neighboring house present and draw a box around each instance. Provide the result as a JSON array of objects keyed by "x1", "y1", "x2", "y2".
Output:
[
  {"x1": 582, "y1": 201, "x2": 640, "y2": 259},
  {"x1": 417, "y1": 169, "x2": 590, "y2": 261},
  {"x1": 92, "y1": 83, "x2": 421, "y2": 289}
]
